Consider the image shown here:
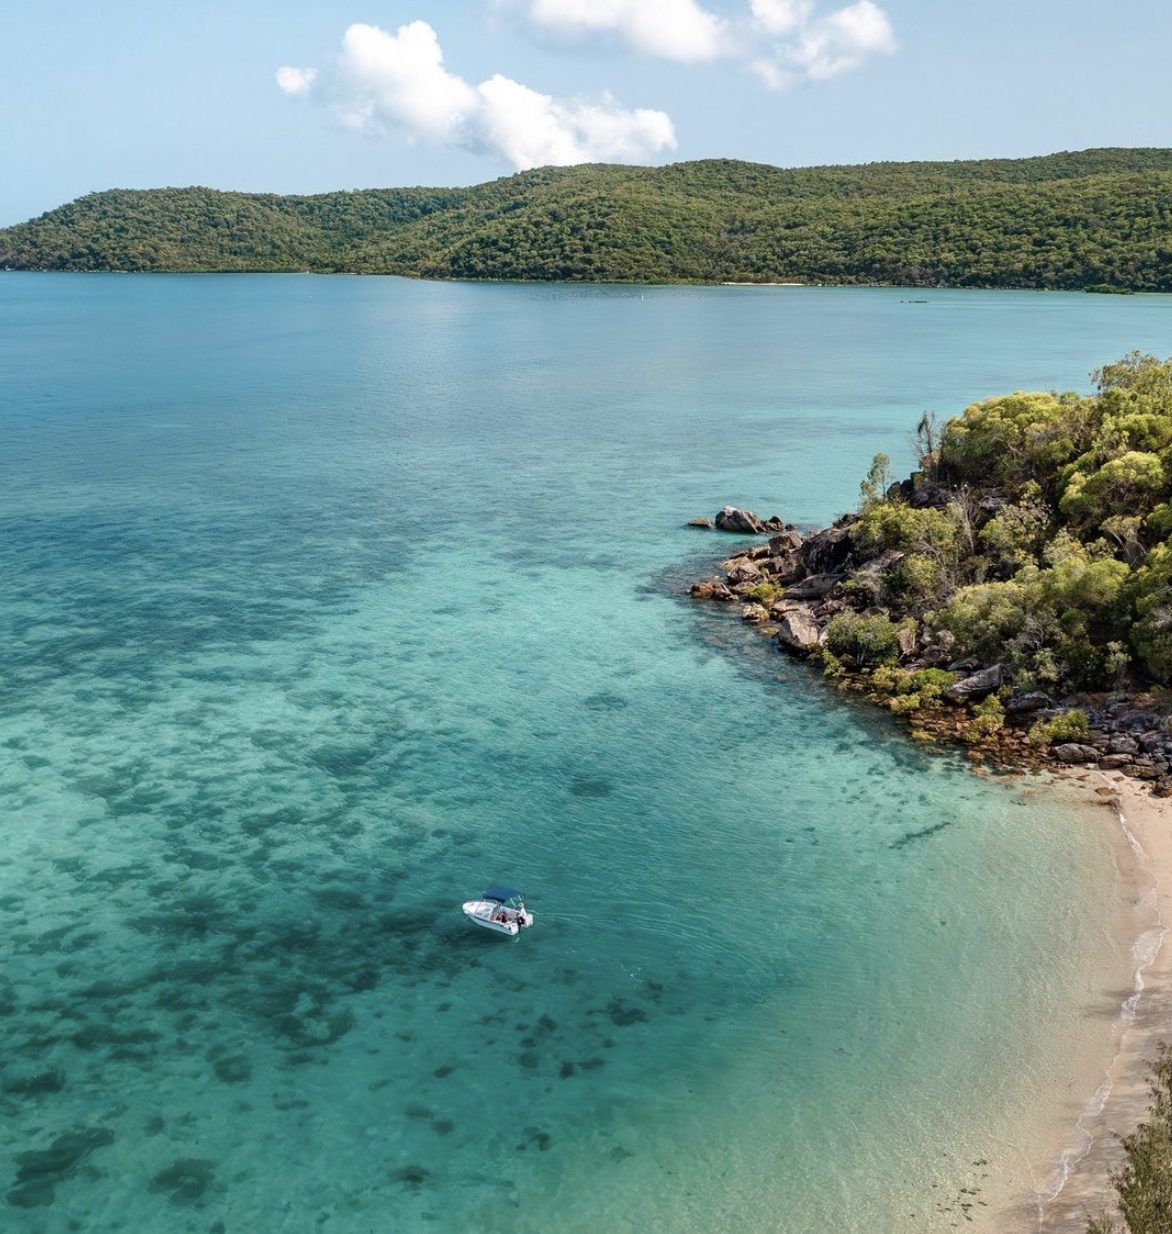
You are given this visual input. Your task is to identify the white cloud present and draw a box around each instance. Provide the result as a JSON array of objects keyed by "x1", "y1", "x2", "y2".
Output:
[
  {"x1": 752, "y1": 0, "x2": 896, "y2": 86},
  {"x1": 275, "y1": 65, "x2": 317, "y2": 97},
  {"x1": 277, "y1": 21, "x2": 677, "y2": 170},
  {"x1": 477, "y1": 75, "x2": 677, "y2": 167},
  {"x1": 521, "y1": 0, "x2": 732, "y2": 63},
  {"x1": 749, "y1": 0, "x2": 812, "y2": 36},
  {"x1": 513, "y1": 0, "x2": 895, "y2": 87}
]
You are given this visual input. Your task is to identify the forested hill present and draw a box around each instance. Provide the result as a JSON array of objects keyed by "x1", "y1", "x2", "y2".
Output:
[{"x1": 3, "y1": 148, "x2": 1172, "y2": 288}]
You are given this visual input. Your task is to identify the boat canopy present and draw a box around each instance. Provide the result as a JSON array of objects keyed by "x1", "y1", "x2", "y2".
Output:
[{"x1": 483, "y1": 887, "x2": 523, "y2": 903}]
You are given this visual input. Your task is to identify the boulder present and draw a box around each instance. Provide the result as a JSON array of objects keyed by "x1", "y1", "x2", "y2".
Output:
[
  {"x1": 943, "y1": 664, "x2": 1004, "y2": 703},
  {"x1": 1108, "y1": 736, "x2": 1139, "y2": 756},
  {"x1": 784, "y1": 573, "x2": 843, "y2": 600},
  {"x1": 1006, "y1": 691, "x2": 1052, "y2": 715},
  {"x1": 759, "y1": 553, "x2": 803, "y2": 582},
  {"x1": 726, "y1": 562, "x2": 762, "y2": 585},
  {"x1": 741, "y1": 603, "x2": 770, "y2": 624},
  {"x1": 776, "y1": 605, "x2": 824, "y2": 654},
  {"x1": 1051, "y1": 743, "x2": 1101, "y2": 764},
  {"x1": 798, "y1": 526, "x2": 854, "y2": 575},
  {"x1": 768, "y1": 530, "x2": 803, "y2": 554},
  {"x1": 689, "y1": 581, "x2": 717, "y2": 599},
  {"x1": 715, "y1": 506, "x2": 767, "y2": 534},
  {"x1": 688, "y1": 518, "x2": 713, "y2": 529},
  {"x1": 1098, "y1": 754, "x2": 1134, "y2": 770}
]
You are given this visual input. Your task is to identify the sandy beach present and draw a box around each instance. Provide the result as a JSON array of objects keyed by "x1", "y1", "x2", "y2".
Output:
[{"x1": 1033, "y1": 774, "x2": 1172, "y2": 1233}]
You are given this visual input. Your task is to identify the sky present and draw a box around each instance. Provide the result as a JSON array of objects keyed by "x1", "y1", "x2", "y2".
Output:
[{"x1": 2, "y1": 0, "x2": 1170, "y2": 226}]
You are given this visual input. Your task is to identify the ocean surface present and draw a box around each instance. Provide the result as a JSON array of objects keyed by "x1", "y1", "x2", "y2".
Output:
[{"x1": 0, "y1": 274, "x2": 1169, "y2": 1233}]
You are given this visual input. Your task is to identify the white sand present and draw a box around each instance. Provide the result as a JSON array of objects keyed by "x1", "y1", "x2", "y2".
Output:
[{"x1": 1036, "y1": 775, "x2": 1172, "y2": 1233}]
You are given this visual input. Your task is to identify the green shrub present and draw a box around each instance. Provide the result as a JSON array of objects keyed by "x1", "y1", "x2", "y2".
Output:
[
  {"x1": 964, "y1": 695, "x2": 1005, "y2": 742},
  {"x1": 743, "y1": 581, "x2": 784, "y2": 605},
  {"x1": 1084, "y1": 1041, "x2": 1172, "y2": 1234},
  {"x1": 825, "y1": 612, "x2": 910, "y2": 668},
  {"x1": 1028, "y1": 709, "x2": 1090, "y2": 746}
]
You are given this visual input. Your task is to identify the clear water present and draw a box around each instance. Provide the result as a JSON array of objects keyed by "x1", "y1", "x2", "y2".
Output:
[{"x1": 0, "y1": 275, "x2": 1168, "y2": 1232}]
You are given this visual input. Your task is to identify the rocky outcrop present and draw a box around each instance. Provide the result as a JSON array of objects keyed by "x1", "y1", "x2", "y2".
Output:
[
  {"x1": 715, "y1": 506, "x2": 785, "y2": 534},
  {"x1": 775, "y1": 604, "x2": 825, "y2": 652},
  {"x1": 1006, "y1": 691, "x2": 1052, "y2": 714},
  {"x1": 943, "y1": 664, "x2": 1005, "y2": 703},
  {"x1": 1052, "y1": 743, "x2": 1106, "y2": 763},
  {"x1": 798, "y1": 524, "x2": 854, "y2": 574},
  {"x1": 784, "y1": 573, "x2": 843, "y2": 600},
  {"x1": 685, "y1": 505, "x2": 1172, "y2": 798}
]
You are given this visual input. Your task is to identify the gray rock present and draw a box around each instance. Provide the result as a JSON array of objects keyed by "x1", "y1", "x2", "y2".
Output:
[
  {"x1": 759, "y1": 553, "x2": 803, "y2": 581},
  {"x1": 776, "y1": 605, "x2": 824, "y2": 653},
  {"x1": 943, "y1": 663, "x2": 1004, "y2": 702},
  {"x1": 798, "y1": 525, "x2": 854, "y2": 574},
  {"x1": 1052, "y1": 743, "x2": 1102, "y2": 763},
  {"x1": 784, "y1": 573, "x2": 843, "y2": 600},
  {"x1": 726, "y1": 562, "x2": 762, "y2": 585},
  {"x1": 741, "y1": 603, "x2": 770, "y2": 624},
  {"x1": 715, "y1": 506, "x2": 767, "y2": 534},
  {"x1": 1098, "y1": 754, "x2": 1134, "y2": 770},
  {"x1": 768, "y1": 530, "x2": 803, "y2": 554},
  {"x1": 1108, "y1": 736, "x2": 1139, "y2": 756},
  {"x1": 1006, "y1": 691, "x2": 1053, "y2": 715},
  {"x1": 688, "y1": 517, "x2": 713, "y2": 528}
]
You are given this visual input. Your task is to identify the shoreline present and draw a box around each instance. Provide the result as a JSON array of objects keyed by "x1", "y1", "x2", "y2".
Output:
[{"x1": 1029, "y1": 775, "x2": 1172, "y2": 1232}]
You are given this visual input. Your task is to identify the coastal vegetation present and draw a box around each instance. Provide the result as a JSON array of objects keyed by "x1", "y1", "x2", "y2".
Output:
[
  {"x1": 3, "y1": 149, "x2": 1172, "y2": 289},
  {"x1": 691, "y1": 352, "x2": 1172, "y2": 787},
  {"x1": 1087, "y1": 1044, "x2": 1172, "y2": 1233}
]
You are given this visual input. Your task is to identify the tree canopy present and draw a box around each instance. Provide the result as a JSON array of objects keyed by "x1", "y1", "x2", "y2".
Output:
[{"x1": 3, "y1": 149, "x2": 1172, "y2": 289}]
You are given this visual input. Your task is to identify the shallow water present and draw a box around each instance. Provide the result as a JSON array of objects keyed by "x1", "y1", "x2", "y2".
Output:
[{"x1": 0, "y1": 275, "x2": 1168, "y2": 1232}]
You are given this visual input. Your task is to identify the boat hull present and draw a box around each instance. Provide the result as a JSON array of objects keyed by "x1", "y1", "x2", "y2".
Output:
[{"x1": 462, "y1": 900, "x2": 533, "y2": 935}]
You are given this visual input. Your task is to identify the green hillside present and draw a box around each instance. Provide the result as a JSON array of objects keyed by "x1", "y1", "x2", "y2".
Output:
[{"x1": 3, "y1": 149, "x2": 1172, "y2": 288}]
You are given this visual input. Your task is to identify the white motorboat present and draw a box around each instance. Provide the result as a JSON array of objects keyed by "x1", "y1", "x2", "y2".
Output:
[{"x1": 462, "y1": 888, "x2": 534, "y2": 936}]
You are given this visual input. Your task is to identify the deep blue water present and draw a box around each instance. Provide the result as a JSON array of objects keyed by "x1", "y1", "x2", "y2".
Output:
[{"x1": 0, "y1": 275, "x2": 1168, "y2": 1232}]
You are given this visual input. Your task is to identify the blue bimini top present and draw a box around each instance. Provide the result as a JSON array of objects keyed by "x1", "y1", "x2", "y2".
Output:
[{"x1": 483, "y1": 887, "x2": 523, "y2": 903}]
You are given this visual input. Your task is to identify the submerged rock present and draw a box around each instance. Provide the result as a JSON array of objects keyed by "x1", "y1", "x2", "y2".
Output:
[
  {"x1": 148, "y1": 1158, "x2": 215, "y2": 1206},
  {"x1": 7, "y1": 1127, "x2": 114, "y2": 1208}
]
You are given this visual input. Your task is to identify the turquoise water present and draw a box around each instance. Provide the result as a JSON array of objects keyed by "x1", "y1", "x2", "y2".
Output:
[{"x1": 0, "y1": 275, "x2": 1168, "y2": 1232}]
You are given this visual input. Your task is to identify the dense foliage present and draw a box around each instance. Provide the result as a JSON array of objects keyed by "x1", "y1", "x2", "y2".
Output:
[
  {"x1": 845, "y1": 353, "x2": 1172, "y2": 692},
  {"x1": 1087, "y1": 1044, "x2": 1172, "y2": 1234},
  {"x1": 3, "y1": 149, "x2": 1172, "y2": 288}
]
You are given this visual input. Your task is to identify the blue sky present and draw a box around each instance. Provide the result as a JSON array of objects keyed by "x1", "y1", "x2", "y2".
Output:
[{"x1": 3, "y1": 0, "x2": 1170, "y2": 226}]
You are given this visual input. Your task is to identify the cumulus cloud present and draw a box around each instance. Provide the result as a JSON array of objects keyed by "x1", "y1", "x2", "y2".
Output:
[
  {"x1": 520, "y1": 0, "x2": 732, "y2": 63},
  {"x1": 511, "y1": 0, "x2": 895, "y2": 86},
  {"x1": 275, "y1": 65, "x2": 317, "y2": 96},
  {"x1": 277, "y1": 20, "x2": 676, "y2": 169},
  {"x1": 750, "y1": 0, "x2": 896, "y2": 86}
]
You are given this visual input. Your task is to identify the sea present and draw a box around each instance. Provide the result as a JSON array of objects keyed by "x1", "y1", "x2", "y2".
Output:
[{"x1": 1, "y1": 274, "x2": 1169, "y2": 1233}]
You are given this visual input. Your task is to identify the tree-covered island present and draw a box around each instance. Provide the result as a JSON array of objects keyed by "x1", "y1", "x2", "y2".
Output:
[
  {"x1": 2, "y1": 148, "x2": 1172, "y2": 289},
  {"x1": 690, "y1": 353, "x2": 1172, "y2": 787}
]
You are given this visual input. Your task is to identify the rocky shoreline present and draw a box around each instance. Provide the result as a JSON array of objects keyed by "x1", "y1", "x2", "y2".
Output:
[{"x1": 688, "y1": 506, "x2": 1172, "y2": 798}]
